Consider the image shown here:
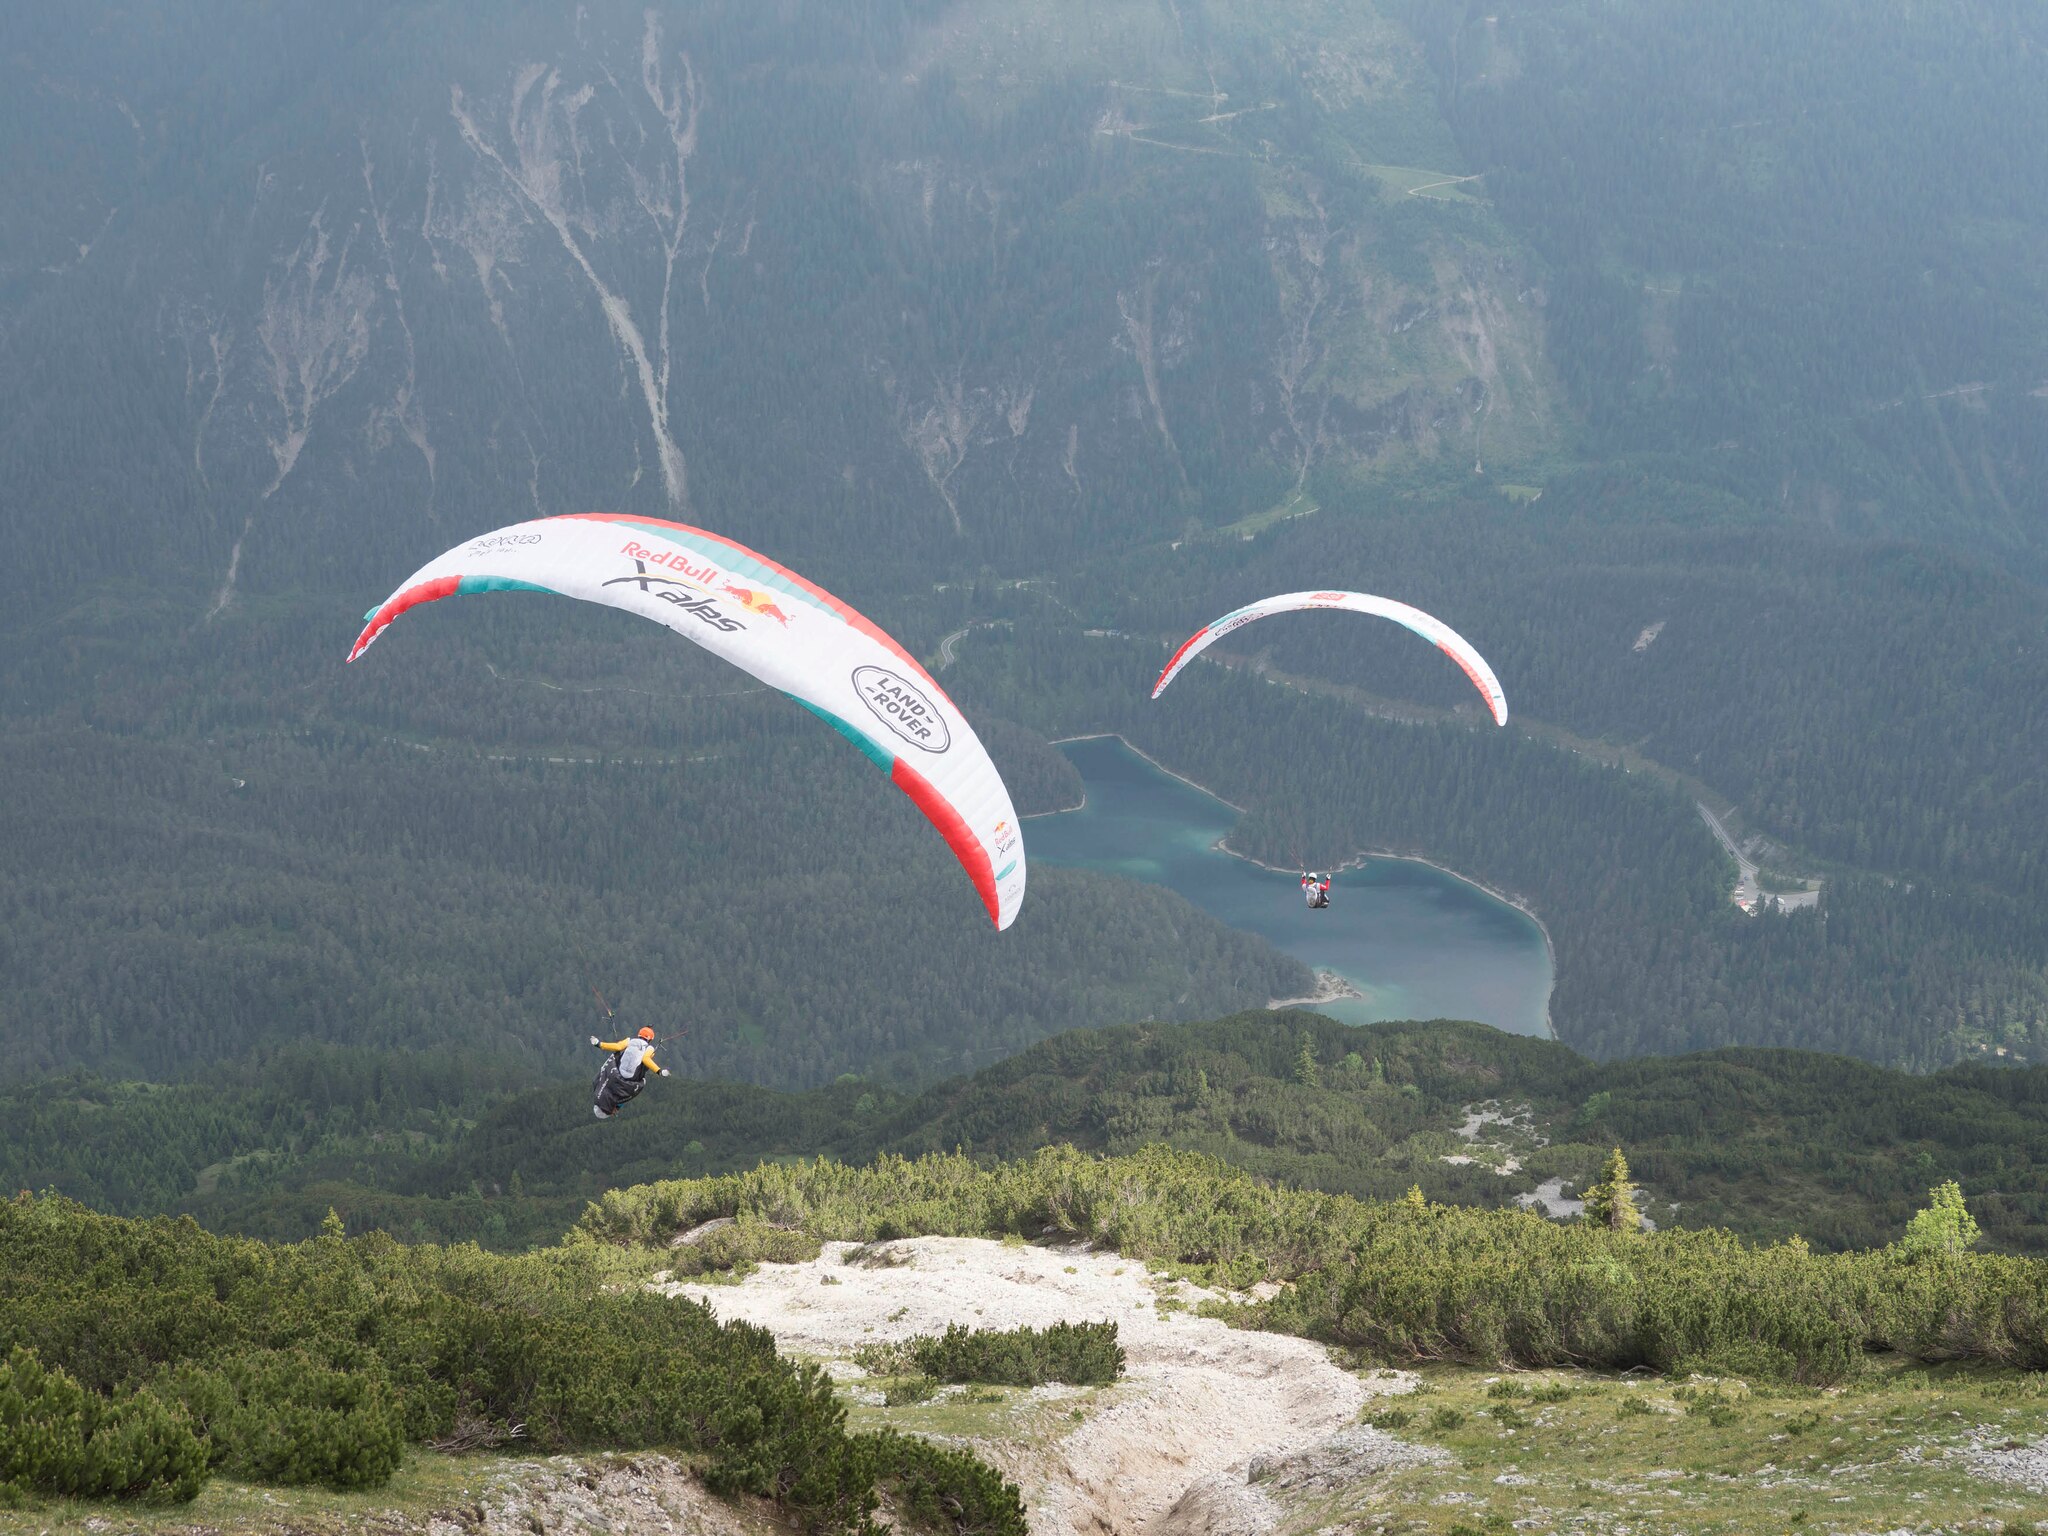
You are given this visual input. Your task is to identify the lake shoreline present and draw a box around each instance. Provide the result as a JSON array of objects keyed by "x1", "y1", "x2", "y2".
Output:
[
  {"x1": 1021, "y1": 791, "x2": 1087, "y2": 818},
  {"x1": 1042, "y1": 731, "x2": 1556, "y2": 1037},
  {"x1": 1267, "y1": 970, "x2": 1368, "y2": 1012},
  {"x1": 1050, "y1": 732, "x2": 1249, "y2": 812}
]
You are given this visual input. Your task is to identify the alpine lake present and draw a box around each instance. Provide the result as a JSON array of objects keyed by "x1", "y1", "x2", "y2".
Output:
[{"x1": 1029, "y1": 735, "x2": 1553, "y2": 1036}]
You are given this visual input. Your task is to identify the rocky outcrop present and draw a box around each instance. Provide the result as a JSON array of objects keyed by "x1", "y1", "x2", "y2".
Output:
[{"x1": 425, "y1": 1455, "x2": 779, "y2": 1536}]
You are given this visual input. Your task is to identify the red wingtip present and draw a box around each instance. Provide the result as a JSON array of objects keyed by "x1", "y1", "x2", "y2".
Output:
[
  {"x1": 348, "y1": 576, "x2": 462, "y2": 664},
  {"x1": 1154, "y1": 628, "x2": 1207, "y2": 698},
  {"x1": 891, "y1": 756, "x2": 1000, "y2": 927}
]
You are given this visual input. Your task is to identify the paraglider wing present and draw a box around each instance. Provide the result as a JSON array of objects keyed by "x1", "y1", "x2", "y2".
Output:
[
  {"x1": 1151, "y1": 590, "x2": 1508, "y2": 725},
  {"x1": 349, "y1": 513, "x2": 1027, "y2": 928}
]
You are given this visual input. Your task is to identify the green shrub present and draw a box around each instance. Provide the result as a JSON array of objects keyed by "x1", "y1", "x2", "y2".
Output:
[
  {"x1": 0, "y1": 1194, "x2": 992, "y2": 1530},
  {"x1": 1672, "y1": 1337, "x2": 1797, "y2": 1382},
  {"x1": 1685, "y1": 1389, "x2": 1741, "y2": 1428},
  {"x1": 851, "y1": 1340, "x2": 919, "y2": 1377},
  {"x1": 697, "y1": 1359, "x2": 879, "y2": 1532},
  {"x1": 909, "y1": 1322, "x2": 1123, "y2": 1388},
  {"x1": 575, "y1": 1146, "x2": 2048, "y2": 1390},
  {"x1": 0, "y1": 1347, "x2": 206, "y2": 1505},
  {"x1": 866, "y1": 1429, "x2": 1028, "y2": 1536},
  {"x1": 883, "y1": 1377, "x2": 939, "y2": 1407},
  {"x1": 1365, "y1": 1405, "x2": 1413, "y2": 1430},
  {"x1": 162, "y1": 1352, "x2": 406, "y2": 1491},
  {"x1": 1426, "y1": 1406, "x2": 1466, "y2": 1431},
  {"x1": 667, "y1": 1221, "x2": 823, "y2": 1279}
]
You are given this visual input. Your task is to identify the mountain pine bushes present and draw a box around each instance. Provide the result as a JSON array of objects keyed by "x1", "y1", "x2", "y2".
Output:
[
  {"x1": 582, "y1": 1145, "x2": 2048, "y2": 1385},
  {"x1": 0, "y1": 1347, "x2": 207, "y2": 1505},
  {"x1": 0, "y1": 1194, "x2": 1020, "y2": 1529},
  {"x1": 910, "y1": 1322, "x2": 1124, "y2": 1388},
  {"x1": 866, "y1": 1431, "x2": 1028, "y2": 1536}
]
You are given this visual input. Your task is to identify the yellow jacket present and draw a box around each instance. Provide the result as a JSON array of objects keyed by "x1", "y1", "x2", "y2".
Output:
[{"x1": 598, "y1": 1038, "x2": 661, "y2": 1078}]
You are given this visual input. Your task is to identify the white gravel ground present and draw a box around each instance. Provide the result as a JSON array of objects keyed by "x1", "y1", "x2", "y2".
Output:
[{"x1": 660, "y1": 1236, "x2": 1418, "y2": 1535}]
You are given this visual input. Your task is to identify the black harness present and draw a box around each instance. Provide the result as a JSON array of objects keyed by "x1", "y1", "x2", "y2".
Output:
[{"x1": 591, "y1": 1054, "x2": 648, "y2": 1117}]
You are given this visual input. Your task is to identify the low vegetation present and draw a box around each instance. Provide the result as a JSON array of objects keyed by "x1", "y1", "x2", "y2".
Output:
[
  {"x1": 0, "y1": 1348, "x2": 207, "y2": 1506},
  {"x1": 25, "y1": 1015, "x2": 2048, "y2": 1259},
  {"x1": 1333, "y1": 1362, "x2": 2048, "y2": 1535},
  {"x1": 0, "y1": 1194, "x2": 1022, "y2": 1532},
  {"x1": 581, "y1": 1146, "x2": 2048, "y2": 1385},
  {"x1": 876, "y1": 1322, "x2": 1125, "y2": 1389},
  {"x1": 864, "y1": 1432, "x2": 1025, "y2": 1536}
]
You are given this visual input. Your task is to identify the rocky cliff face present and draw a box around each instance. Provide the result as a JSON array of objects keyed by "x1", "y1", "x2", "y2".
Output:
[{"x1": 0, "y1": 0, "x2": 1557, "y2": 621}]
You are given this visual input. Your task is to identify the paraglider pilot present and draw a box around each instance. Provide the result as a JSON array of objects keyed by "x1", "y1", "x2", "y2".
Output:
[
  {"x1": 591, "y1": 1026, "x2": 670, "y2": 1118},
  {"x1": 1302, "y1": 872, "x2": 1331, "y2": 909}
]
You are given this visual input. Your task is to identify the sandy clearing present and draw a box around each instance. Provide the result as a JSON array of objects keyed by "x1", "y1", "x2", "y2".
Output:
[{"x1": 662, "y1": 1237, "x2": 1405, "y2": 1535}]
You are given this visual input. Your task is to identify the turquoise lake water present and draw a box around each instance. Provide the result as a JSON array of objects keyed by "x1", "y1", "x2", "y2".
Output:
[{"x1": 1028, "y1": 735, "x2": 1553, "y2": 1036}]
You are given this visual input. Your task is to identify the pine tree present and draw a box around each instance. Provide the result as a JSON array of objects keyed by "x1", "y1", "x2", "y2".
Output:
[
  {"x1": 1294, "y1": 1034, "x2": 1321, "y2": 1089},
  {"x1": 1582, "y1": 1148, "x2": 1641, "y2": 1231}
]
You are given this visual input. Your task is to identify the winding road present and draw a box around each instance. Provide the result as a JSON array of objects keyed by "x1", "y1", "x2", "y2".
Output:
[
  {"x1": 935, "y1": 619, "x2": 1008, "y2": 670},
  {"x1": 1697, "y1": 802, "x2": 1761, "y2": 908}
]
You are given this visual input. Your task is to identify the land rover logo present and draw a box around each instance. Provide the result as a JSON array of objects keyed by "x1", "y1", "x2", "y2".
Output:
[{"x1": 851, "y1": 665, "x2": 950, "y2": 753}]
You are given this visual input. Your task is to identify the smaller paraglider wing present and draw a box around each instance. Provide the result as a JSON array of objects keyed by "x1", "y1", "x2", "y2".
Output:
[{"x1": 1152, "y1": 590, "x2": 1507, "y2": 725}]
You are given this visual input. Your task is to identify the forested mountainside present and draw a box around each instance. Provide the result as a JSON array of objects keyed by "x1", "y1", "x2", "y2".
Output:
[
  {"x1": 0, "y1": 0, "x2": 1552, "y2": 618},
  {"x1": 1067, "y1": 475, "x2": 2048, "y2": 907},
  {"x1": 2, "y1": 0, "x2": 2045, "y2": 1088},
  {"x1": 5, "y1": 0, "x2": 2038, "y2": 622},
  {"x1": 1401, "y1": 0, "x2": 2048, "y2": 554},
  {"x1": 0, "y1": 706, "x2": 1303, "y2": 1085},
  {"x1": 13, "y1": 1016, "x2": 2048, "y2": 1259},
  {"x1": 947, "y1": 626, "x2": 2048, "y2": 1069}
]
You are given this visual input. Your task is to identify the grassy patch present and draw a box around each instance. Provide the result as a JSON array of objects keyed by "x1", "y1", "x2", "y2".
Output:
[
  {"x1": 0, "y1": 1451, "x2": 506, "y2": 1536},
  {"x1": 1210, "y1": 491, "x2": 1321, "y2": 541},
  {"x1": 1301, "y1": 1361, "x2": 2048, "y2": 1534}
]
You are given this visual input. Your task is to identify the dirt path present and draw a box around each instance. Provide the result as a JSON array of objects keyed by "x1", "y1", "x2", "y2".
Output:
[{"x1": 664, "y1": 1237, "x2": 1402, "y2": 1535}]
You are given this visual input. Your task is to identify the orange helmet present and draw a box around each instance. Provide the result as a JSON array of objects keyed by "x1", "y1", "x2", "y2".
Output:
[{"x1": 637, "y1": 1027, "x2": 656, "y2": 1042}]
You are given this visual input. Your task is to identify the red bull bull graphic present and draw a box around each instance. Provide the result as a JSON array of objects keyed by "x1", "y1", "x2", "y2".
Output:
[{"x1": 723, "y1": 583, "x2": 791, "y2": 626}]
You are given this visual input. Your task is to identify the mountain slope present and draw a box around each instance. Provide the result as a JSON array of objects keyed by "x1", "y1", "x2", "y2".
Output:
[
  {"x1": 0, "y1": 0, "x2": 1553, "y2": 625},
  {"x1": 16, "y1": 1014, "x2": 2048, "y2": 1256},
  {"x1": 1403, "y1": 0, "x2": 2048, "y2": 554}
]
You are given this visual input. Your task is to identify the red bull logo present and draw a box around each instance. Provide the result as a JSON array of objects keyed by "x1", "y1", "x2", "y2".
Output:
[{"x1": 722, "y1": 583, "x2": 790, "y2": 626}]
